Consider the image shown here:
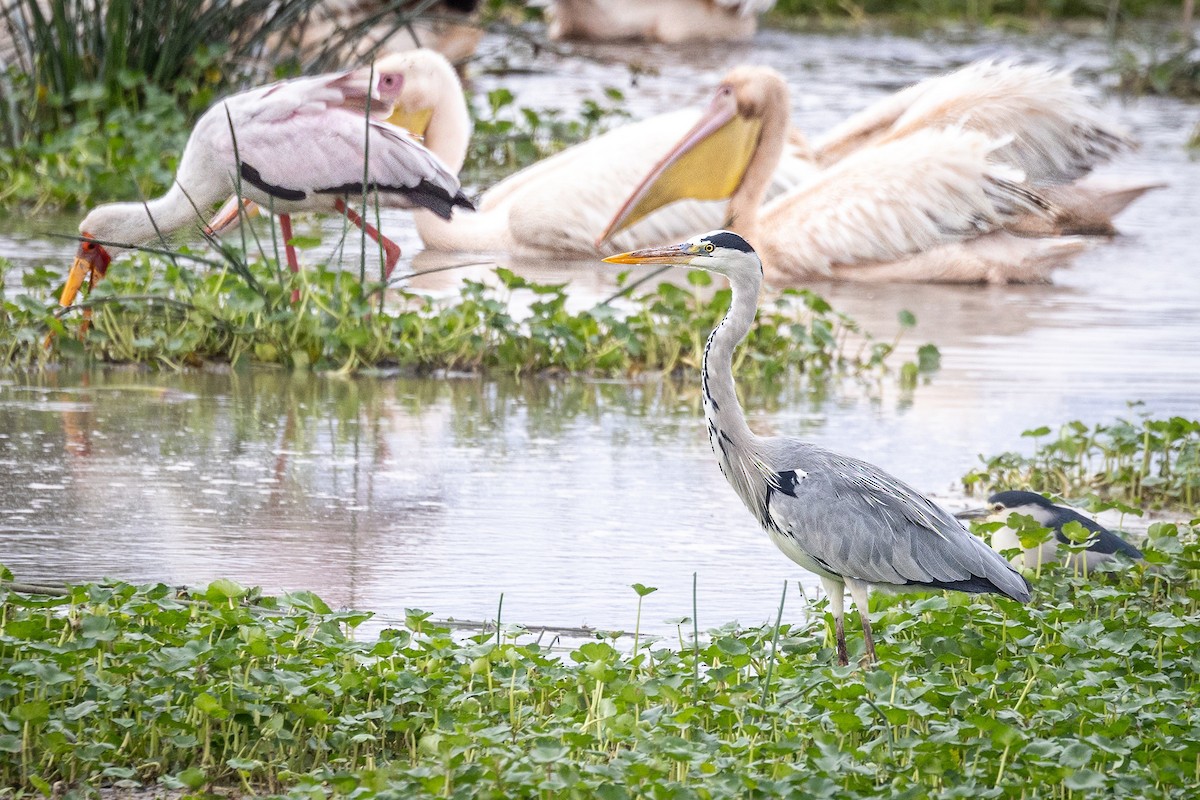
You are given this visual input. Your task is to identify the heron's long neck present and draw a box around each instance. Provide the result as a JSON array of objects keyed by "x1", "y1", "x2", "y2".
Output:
[{"x1": 702, "y1": 269, "x2": 761, "y2": 445}]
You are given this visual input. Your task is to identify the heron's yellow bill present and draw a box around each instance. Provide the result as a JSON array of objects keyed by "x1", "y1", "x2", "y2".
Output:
[
  {"x1": 387, "y1": 106, "x2": 434, "y2": 138},
  {"x1": 602, "y1": 244, "x2": 698, "y2": 265},
  {"x1": 597, "y1": 89, "x2": 761, "y2": 247}
]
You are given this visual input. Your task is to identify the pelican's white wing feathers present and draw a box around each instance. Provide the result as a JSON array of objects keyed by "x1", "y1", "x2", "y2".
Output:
[
  {"x1": 759, "y1": 127, "x2": 1051, "y2": 278},
  {"x1": 814, "y1": 60, "x2": 1134, "y2": 183}
]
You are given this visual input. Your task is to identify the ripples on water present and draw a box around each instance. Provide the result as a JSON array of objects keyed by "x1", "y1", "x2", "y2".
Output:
[{"x1": 1, "y1": 27, "x2": 1197, "y2": 637}]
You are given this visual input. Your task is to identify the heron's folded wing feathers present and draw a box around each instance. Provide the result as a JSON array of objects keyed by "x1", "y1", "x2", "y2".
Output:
[{"x1": 771, "y1": 448, "x2": 1029, "y2": 599}]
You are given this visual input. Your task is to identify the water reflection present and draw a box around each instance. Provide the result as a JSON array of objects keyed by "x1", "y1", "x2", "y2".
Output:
[{"x1": 0, "y1": 370, "x2": 859, "y2": 636}]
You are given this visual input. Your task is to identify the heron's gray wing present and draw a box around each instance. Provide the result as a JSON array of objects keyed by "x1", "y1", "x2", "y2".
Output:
[{"x1": 765, "y1": 446, "x2": 1030, "y2": 601}]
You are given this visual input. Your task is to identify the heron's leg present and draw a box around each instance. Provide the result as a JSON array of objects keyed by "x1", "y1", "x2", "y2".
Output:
[
  {"x1": 334, "y1": 199, "x2": 402, "y2": 278},
  {"x1": 845, "y1": 578, "x2": 876, "y2": 666},
  {"x1": 820, "y1": 576, "x2": 849, "y2": 666},
  {"x1": 277, "y1": 214, "x2": 301, "y2": 303}
]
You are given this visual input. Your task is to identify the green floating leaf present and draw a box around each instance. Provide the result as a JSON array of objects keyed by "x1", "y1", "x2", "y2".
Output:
[{"x1": 204, "y1": 578, "x2": 247, "y2": 603}]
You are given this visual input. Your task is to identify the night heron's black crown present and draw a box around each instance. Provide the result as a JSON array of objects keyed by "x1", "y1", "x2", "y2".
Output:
[{"x1": 988, "y1": 490, "x2": 1054, "y2": 509}]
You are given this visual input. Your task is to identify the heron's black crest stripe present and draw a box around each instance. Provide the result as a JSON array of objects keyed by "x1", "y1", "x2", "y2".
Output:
[
  {"x1": 241, "y1": 163, "x2": 306, "y2": 202},
  {"x1": 703, "y1": 230, "x2": 755, "y2": 253},
  {"x1": 314, "y1": 180, "x2": 475, "y2": 219}
]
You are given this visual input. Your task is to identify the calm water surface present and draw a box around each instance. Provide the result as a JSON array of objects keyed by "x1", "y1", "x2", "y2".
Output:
[{"x1": 1, "y1": 26, "x2": 1197, "y2": 637}]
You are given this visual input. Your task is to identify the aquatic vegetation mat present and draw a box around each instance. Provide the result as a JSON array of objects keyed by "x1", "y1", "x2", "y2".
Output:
[
  {"x1": 1, "y1": 521, "x2": 1198, "y2": 798},
  {"x1": 964, "y1": 412, "x2": 1200, "y2": 513},
  {"x1": 1, "y1": 255, "x2": 912, "y2": 378}
]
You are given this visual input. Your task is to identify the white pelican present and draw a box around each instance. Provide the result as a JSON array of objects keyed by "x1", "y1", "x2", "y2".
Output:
[
  {"x1": 543, "y1": 0, "x2": 775, "y2": 43},
  {"x1": 62, "y1": 65, "x2": 473, "y2": 309},
  {"x1": 598, "y1": 66, "x2": 1152, "y2": 284},
  {"x1": 808, "y1": 60, "x2": 1163, "y2": 236},
  {"x1": 376, "y1": 49, "x2": 813, "y2": 256}
]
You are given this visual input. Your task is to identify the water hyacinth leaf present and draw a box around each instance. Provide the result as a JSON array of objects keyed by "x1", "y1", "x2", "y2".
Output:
[
  {"x1": 193, "y1": 693, "x2": 227, "y2": 719},
  {"x1": 916, "y1": 343, "x2": 941, "y2": 371},
  {"x1": 175, "y1": 767, "x2": 207, "y2": 790},
  {"x1": 1060, "y1": 741, "x2": 1093, "y2": 768},
  {"x1": 1064, "y1": 768, "x2": 1108, "y2": 790},
  {"x1": 13, "y1": 701, "x2": 50, "y2": 723},
  {"x1": 203, "y1": 578, "x2": 247, "y2": 603}
]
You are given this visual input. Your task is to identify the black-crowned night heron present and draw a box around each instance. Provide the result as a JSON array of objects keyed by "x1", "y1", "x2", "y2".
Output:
[{"x1": 960, "y1": 490, "x2": 1143, "y2": 570}]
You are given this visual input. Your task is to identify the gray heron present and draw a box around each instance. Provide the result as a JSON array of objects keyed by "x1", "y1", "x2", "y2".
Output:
[
  {"x1": 959, "y1": 490, "x2": 1143, "y2": 571},
  {"x1": 604, "y1": 229, "x2": 1032, "y2": 665}
]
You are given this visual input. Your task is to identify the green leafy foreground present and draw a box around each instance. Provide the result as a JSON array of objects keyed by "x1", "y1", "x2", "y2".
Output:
[{"x1": 1, "y1": 520, "x2": 1198, "y2": 798}]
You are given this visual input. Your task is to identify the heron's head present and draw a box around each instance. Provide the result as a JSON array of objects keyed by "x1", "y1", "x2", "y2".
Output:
[
  {"x1": 602, "y1": 230, "x2": 761, "y2": 278},
  {"x1": 597, "y1": 66, "x2": 787, "y2": 247},
  {"x1": 375, "y1": 49, "x2": 460, "y2": 138},
  {"x1": 957, "y1": 490, "x2": 1059, "y2": 523}
]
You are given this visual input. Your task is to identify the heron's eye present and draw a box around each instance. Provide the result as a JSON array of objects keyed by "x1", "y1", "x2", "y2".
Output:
[
  {"x1": 704, "y1": 243, "x2": 715, "y2": 253},
  {"x1": 992, "y1": 503, "x2": 1004, "y2": 512}
]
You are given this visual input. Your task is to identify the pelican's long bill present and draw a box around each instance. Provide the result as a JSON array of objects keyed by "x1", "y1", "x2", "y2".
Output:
[
  {"x1": 596, "y1": 85, "x2": 762, "y2": 247},
  {"x1": 602, "y1": 243, "x2": 700, "y2": 266}
]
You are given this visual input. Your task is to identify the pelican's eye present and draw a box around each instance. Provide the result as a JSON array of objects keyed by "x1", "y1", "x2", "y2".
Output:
[
  {"x1": 82, "y1": 241, "x2": 94, "y2": 251},
  {"x1": 704, "y1": 243, "x2": 715, "y2": 253}
]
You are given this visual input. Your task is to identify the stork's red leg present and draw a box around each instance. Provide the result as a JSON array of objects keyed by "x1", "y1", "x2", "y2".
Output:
[
  {"x1": 334, "y1": 199, "x2": 401, "y2": 278},
  {"x1": 278, "y1": 213, "x2": 301, "y2": 303}
]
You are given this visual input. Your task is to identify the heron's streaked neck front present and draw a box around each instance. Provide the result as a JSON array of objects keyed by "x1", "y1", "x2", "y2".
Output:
[{"x1": 702, "y1": 268, "x2": 761, "y2": 445}]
